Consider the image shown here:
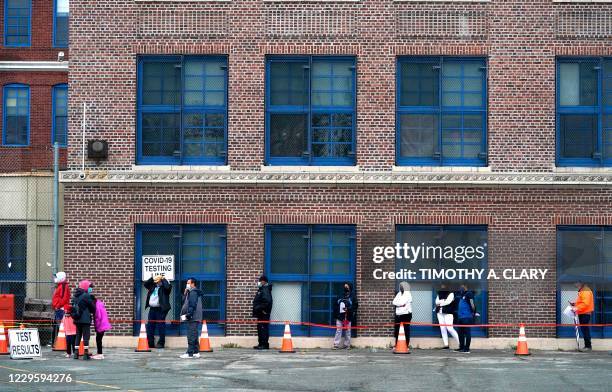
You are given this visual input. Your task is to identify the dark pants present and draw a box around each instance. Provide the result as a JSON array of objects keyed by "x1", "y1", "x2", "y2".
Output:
[
  {"x1": 75, "y1": 324, "x2": 91, "y2": 353},
  {"x1": 394, "y1": 313, "x2": 412, "y2": 344},
  {"x1": 578, "y1": 314, "x2": 592, "y2": 349},
  {"x1": 147, "y1": 307, "x2": 168, "y2": 347},
  {"x1": 66, "y1": 335, "x2": 76, "y2": 355},
  {"x1": 457, "y1": 317, "x2": 474, "y2": 350},
  {"x1": 257, "y1": 315, "x2": 270, "y2": 348},
  {"x1": 186, "y1": 320, "x2": 201, "y2": 355},
  {"x1": 52, "y1": 309, "x2": 65, "y2": 345},
  {"x1": 96, "y1": 331, "x2": 105, "y2": 355}
]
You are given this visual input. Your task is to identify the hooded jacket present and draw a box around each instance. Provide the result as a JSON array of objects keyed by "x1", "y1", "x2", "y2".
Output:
[
  {"x1": 71, "y1": 280, "x2": 96, "y2": 325},
  {"x1": 393, "y1": 282, "x2": 412, "y2": 316},
  {"x1": 94, "y1": 299, "x2": 112, "y2": 333},
  {"x1": 144, "y1": 277, "x2": 172, "y2": 313},
  {"x1": 252, "y1": 283, "x2": 273, "y2": 319},
  {"x1": 334, "y1": 282, "x2": 358, "y2": 322},
  {"x1": 52, "y1": 274, "x2": 71, "y2": 311},
  {"x1": 180, "y1": 287, "x2": 203, "y2": 322}
]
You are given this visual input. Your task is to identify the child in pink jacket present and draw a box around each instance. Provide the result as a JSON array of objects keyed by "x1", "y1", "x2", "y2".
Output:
[
  {"x1": 92, "y1": 298, "x2": 112, "y2": 359},
  {"x1": 63, "y1": 310, "x2": 77, "y2": 358}
]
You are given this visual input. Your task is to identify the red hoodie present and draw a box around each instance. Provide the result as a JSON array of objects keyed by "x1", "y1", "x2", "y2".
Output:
[{"x1": 52, "y1": 281, "x2": 71, "y2": 311}]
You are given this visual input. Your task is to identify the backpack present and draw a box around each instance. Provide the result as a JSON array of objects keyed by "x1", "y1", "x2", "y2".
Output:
[
  {"x1": 457, "y1": 295, "x2": 474, "y2": 319},
  {"x1": 70, "y1": 297, "x2": 82, "y2": 320}
]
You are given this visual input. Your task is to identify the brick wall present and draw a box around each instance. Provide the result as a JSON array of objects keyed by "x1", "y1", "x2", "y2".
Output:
[{"x1": 63, "y1": 185, "x2": 612, "y2": 337}]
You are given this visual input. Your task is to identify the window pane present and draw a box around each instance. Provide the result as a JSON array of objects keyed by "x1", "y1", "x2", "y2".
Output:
[
  {"x1": 560, "y1": 114, "x2": 597, "y2": 159},
  {"x1": 141, "y1": 113, "x2": 180, "y2": 157},
  {"x1": 269, "y1": 113, "x2": 307, "y2": 157},
  {"x1": 311, "y1": 113, "x2": 353, "y2": 158},
  {"x1": 559, "y1": 62, "x2": 598, "y2": 106},
  {"x1": 270, "y1": 61, "x2": 308, "y2": 106},
  {"x1": 270, "y1": 230, "x2": 308, "y2": 275},
  {"x1": 312, "y1": 60, "x2": 354, "y2": 108},
  {"x1": 142, "y1": 61, "x2": 180, "y2": 106},
  {"x1": 53, "y1": 86, "x2": 68, "y2": 145},
  {"x1": 400, "y1": 62, "x2": 439, "y2": 107},
  {"x1": 559, "y1": 230, "x2": 601, "y2": 278},
  {"x1": 3, "y1": 87, "x2": 29, "y2": 146},
  {"x1": 399, "y1": 114, "x2": 437, "y2": 158},
  {"x1": 5, "y1": 0, "x2": 30, "y2": 46},
  {"x1": 604, "y1": 115, "x2": 612, "y2": 160},
  {"x1": 604, "y1": 60, "x2": 612, "y2": 107}
]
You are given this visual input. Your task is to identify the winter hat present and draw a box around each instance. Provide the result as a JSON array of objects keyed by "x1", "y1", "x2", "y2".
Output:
[
  {"x1": 258, "y1": 275, "x2": 268, "y2": 283},
  {"x1": 54, "y1": 271, "x2": 66, "y2": 284},
  {"x1": 78, "y1": 280, "x2": 92, "y2": 290}
]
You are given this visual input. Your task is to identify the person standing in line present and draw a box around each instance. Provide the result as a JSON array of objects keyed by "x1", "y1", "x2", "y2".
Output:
[
  {"x1": 51, "y1": 272, "x2": 71, "y2": 346},
  {"x1": 333, "y1": 282, "x2": 358, "y2": 350},
  {"x1": 144, "y1": 275, "x2": 172, "y2": 349},
  {"x1": 92, "y1": 296, "x2": 112, "y2": 360},
  {"x1": 252, "y1": 275, "x2": 273, "y2": 350},
  {"x1": 435, "y1": 283, "x2": 459, "y2": 350},
  {"x1": 392, "y1": 281, "x2": 413, "y2": 346},
  {"x1": 71, "y1": 280, "x2": 96, "y2": 360},
  {"x1": 571, "y1": 280, "x2": 594, "y2": 351},
  {"x1": 63, "y1": 298, "x2": 77, "y2": 358},
  {"x1": 455, "y1": 285, "x2": 478, "y2": 354},
  {"x1": 180, "y1": 278, "x2": 203, "y2": 359}
]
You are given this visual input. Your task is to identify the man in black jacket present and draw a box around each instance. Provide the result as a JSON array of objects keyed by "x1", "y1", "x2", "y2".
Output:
[
  {"x1": 333, "y1": 282, "x2": 358, "y2": 349},
  {"x1": 252, "y1": 275, "x2": 273, "y2": 350},
  {"x1": 144, "y1": 275, "x2": 172, "y2": 348}
]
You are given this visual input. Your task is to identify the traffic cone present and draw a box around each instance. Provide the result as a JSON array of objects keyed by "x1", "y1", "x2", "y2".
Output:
[
  {"x1": 78, "y1": 336, "x2": 85, "y2": 356},
  {"x1": 279, "y1": 322, "x2": 295, "y2": 353},
  {"x1": 393, "y1": 322, "x2": 410, "y2": 354},
  {"x1": 0, "y1": 323, "x2": 8, "y2": 355},
  {"x1": 515, "y1": 323, "x2": 530, "y2": 356},
  {"x1": 199, "y1": 321, "x2": 213, "y2": 352},
  {"x1": 53, "y1": 320, "x2": 67, "y2": 351},
  {"x1": 135, "y1": 321, "x2": 151, "y2": 352}
]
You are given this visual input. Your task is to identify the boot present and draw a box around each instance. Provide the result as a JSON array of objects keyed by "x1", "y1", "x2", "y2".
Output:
[
  {"x1": 83, "y1": 349, "x2": 90, "y2": 360},
  {"x1": 73, "y1": 352, "x2": 79, "y2": 360}
]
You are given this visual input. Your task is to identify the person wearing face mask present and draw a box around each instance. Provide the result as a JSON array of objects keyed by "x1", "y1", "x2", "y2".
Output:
[
  {"x1": 333, "y1": 282, "x2": 358, "y2": 350},
  {"x1": 392, "y1": 281, "x2": 412, "y2": 346},
  {"x1": 252, "y1": 275, "x2": 273, "y2": 350},
  {"x1": 180, "y1": 278, "x2": 203, "y2": 359},
  {"x1": 51, "y1": 271, "x2": 71, "y2": 346},
  {"x1": 144, "y1": 275, "x2": 172, "y2": 349},
  {"x1": 434, "y1": 283, "x2": 459, "y2": 350},
  {"x1": 70, "y1": 280, "x2": 96, "y2": 360}
]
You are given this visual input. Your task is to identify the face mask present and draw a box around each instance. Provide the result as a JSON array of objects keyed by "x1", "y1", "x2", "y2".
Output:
[
  {"x1": 186, "y1": 284, "x2": 191, "y2": 291},
  {"x1": 87, "y1": 287, "x2": 93, "y2": 294},
  {"x1": 257, "y1": 281, "x2": 263, "y2": 288},
  {"x1": 344, "y1": 287, "x2": 349, "y2": 293},
  {"x1": 400, "y1": 287, "x2": 404, "y2": 294}
]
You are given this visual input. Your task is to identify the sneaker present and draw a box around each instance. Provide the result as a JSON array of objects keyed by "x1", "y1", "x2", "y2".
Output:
[
  {"x1": 83, "y1": 354, "x2": 91, "y2": 361},
  {"x1": 345, "y1": 345, "x2": 352, "y2": 350},
  {"x1": 73, "y1": 353, "x2": 79, "y2": 360},
  {"x1": 454, "y1": 349, "x2": 464, "y2": 353},
  {"x1": 253, "y1": 345, "x2": 263, "y2": 350},
  {"x1": 462, "y1": 349, "x2": 471, "y2": 354},
  {"x1": 332, "y1": 346, "x2": 341, "y2": 350},
  {"x1": 155, "y1": 343, "x2": 165, "y2": 349},
  {"x1": 180, "y1": 353, "x2": 193, "y2": 359},
  {"x1": 193, "y1": 353, "x2": 201, "y2": 358},
  {"x1": 91, "y1": 354, "x2": 104, "y2": 360}
]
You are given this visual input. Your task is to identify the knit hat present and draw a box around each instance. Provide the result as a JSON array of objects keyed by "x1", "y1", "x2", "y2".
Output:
[
  {"x1": 78, "y1": 280, "x2": 92, "y2": 290},
  {"x1": 54, "y1": 271, "x2": 66, "y2": 284}
]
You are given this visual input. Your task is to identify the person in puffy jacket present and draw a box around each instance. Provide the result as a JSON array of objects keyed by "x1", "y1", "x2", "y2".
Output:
[
  {"x1": 333, "y1": 282, "x2": 358, "y2": 350},
  {"x1": 435, "y1": 283, "x2": 459, "y2": 349},
  {"x1": 92, "y1": 297, "x2": 112, "y2": 360},
  {"x1": 571, "y1": 281, "x2": 594, "y2": 351},
  {"x1": 455, "y1": 285, "x2": 478, "y2": 353},
  {"x1": 71, "y1": 280, "x2": 96, "y2": 360},
  {"x1": 144, "y1": 275, "x2": 172, "y2": 348},
  {"x1": 392, "y1": 281, "x2": 412, "y2": 345},
  {"x1": 252, "y1": 275, "x2": 273, "y2": 350},
  {"x1": 179, "y1": 278, "x2": 203, "y2": 359},
  {"x1": 51, "y1": 272, "x2": 71, "y2": 345}
]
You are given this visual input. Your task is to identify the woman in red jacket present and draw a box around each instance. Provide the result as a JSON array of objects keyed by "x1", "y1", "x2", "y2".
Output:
[{"x1": 51, "y1": 272, "x2": 71, "y2": 345}]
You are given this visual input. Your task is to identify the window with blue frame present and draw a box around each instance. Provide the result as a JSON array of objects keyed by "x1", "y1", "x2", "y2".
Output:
[
  {"x1": 53, "y1": 0, "x2": 69, "y2": 48},
  {"x1": 397, "y1": 57, "x2": 487, "y2": 166},
  {"x1": 396, "y1": 225, "x2": 488, "y2": 337},
  {"x1": 0, "y1": 226, "x2": 26, "y2": 319},
  {"x1": 4, "y1": 0, "x2": 30, "y2": 47},
  {"x1": 52, "y1": 84, "x2": 68, "y2": 146},
  {"x1": 557, "y1": 226, "x2": 612, "y2": 338},
  {"x1": 2, "y1": 84, "x2": 29, "y2": 146},
  {"x1": 557, "y1": 58, "x2": 612, "y2": 166},
  {"x1": 266, "y1": 56, "x2": 356, "y2": 165},
  {"x1": 265, "y1": 225, "x2": 356, "y2": 336},
  {"x1": 134, "y1": 225, "x2": 226, "y2": 336},
  {"x1": 137, "y1": 56, "x2": 228, "y2": 165}
]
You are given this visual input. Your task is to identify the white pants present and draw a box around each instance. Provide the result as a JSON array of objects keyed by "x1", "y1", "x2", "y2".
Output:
[
  {"x1": 437, "y1": 313, "x2": 459, "y2": 347},
  {"x1": 334, "y1": 320, "x2": 351, "y2": 348}
]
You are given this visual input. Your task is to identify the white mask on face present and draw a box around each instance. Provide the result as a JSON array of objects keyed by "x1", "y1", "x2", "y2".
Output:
[
  {"x1": 257, "y1": 281, "x2": 263, "y2": 288},
  {"x1": 186, "y1": 284, "x2": 191, "y2": 291}
]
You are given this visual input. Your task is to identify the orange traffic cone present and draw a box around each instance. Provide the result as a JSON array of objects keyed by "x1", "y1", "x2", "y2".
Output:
[
  {"x1": 515, "y1": 323, "x2": 530, "y2": 356},
  {"x1": 53, "y1": 320, "x2": 67, "y2": 351},
  {"x1": 199, "y1": 321, "x2": 213, "y2": 352},
  {"x1": 0, "y1": 323, "x2": 8, "y2": 355},
  {"x1": 279, "y1": 322, "x2": 295, "y2": 353},
  {"x1": 78, "y1": 336, "x2": 85, "y2": 356},
  {"x1": 135, "y1": 321, "x2": 151, "y2": 352},
  {"x1": 393, "y1": 322, "x2": 410, "y2": 354}
]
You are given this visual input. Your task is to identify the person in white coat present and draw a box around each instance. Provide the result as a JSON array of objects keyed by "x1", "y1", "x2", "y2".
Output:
[
  {"x1": 392, "y1": 281, "x2": 412, "y2": 345},
  {"x1": 435, "y1": 284, "x2": 459, "y2": 349}
]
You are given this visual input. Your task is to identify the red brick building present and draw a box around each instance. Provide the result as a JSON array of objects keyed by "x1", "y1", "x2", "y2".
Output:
[{"x1": 62, "y1": 0, "x2": 611, "y2": 346}]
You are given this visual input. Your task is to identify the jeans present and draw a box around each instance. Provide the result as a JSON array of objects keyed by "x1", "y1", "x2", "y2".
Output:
[
  {"x1": 394, "y1": 313, "x2": 412, "y2": 344},
  {"x1": 186, "y1": 320, "x2": 201, "y2": 355},
  {"x1": 66, "y1": 335, "x2": 75, "y2": 355},
  {"x1": 578, "y1": 314, "x2": 592, "y2": 349},
  {"x1": 334, "y1": 319, "x2": 351, "y2": 348},
  {"x1": 457, "y1": 317, "x2": 474, "y2": 350},
  {"x1": 75, "y1": 324, "x2": 91, "y2": 353},
  {"x1": 437, "y1": 313, "x2": 459, "y2": 347},
  {"x1": 52, "y1": 309, "x2": 65, "y2": 345},
  {"x1": 146, "y1": 307, "x2": 168, "y2": 347},
  {"x1": 257, "y1": 315, "x2": 270, "y2": 348},
  {"x1": 96, "y1": 331, "x2": 105, "y2": 355}
]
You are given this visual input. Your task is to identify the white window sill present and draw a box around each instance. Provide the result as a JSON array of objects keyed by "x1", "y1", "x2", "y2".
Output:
[
  {"x1": 554, "y1": 167, "x2": 612, "y2": 174},
  {"x1": 131, "y1": 165, "x2": 231, "y2": 172},
  {"x1": 392, "y1": 166, "x2": 492, "y2": 173},
  {"x1": 260, "y1": 165, "x2": 361, "y2": 173}
]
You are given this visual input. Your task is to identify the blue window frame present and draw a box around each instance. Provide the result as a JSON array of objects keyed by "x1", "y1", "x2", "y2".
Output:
[
  {"x1": 2, "y1": 84, "x2": 29, "y2": 146},
  {"x1": 4, "y1": 0, "x2": 30, "y2": 47},
  {"x1": 396, "y1": 225, "x2": 488, "y2": 337},
  {"x1": 137, "y1": 56, "x2": 228, "y2": 165},
  {"x1": 0, "y1": 225, "x2": 26, "y2": 319},
  {"x1": 556, "y1": 226, "x2": 612, "y2": 338},
  {"x1": 265, "y1": 56, "x2": 356, "y2": 166},
  {"x1": 53, "y1": 0, "x2": 69, "y2": 48},
  {"x1": 52, "y1": 84, "x2": 68, "y2": 147},
  {"x1": 397, "y1": 57, "x2": 487, "y2": 166},
  {"x1": 556, "y1": 58, "x2": 612, "y2": 166},
  {"x1": 134, "y1": 225, "x2": 226, "y2": 336},
  {"x1": 265, "y1": 225, "x2": 356, "y2": 336}
]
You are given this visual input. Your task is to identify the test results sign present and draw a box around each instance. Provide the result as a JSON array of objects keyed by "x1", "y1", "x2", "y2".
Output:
[
  {"x1": 141, "y1": 255, "x2": 175, "y2": 281},
  {"x1": 9, "y1": 328, "x2": 41, "y2": 359}
]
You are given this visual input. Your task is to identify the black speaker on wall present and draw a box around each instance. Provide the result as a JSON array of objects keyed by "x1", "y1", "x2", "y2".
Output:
[{"x1": 87, "y1": 139, "x2": 108, "y2": 160}]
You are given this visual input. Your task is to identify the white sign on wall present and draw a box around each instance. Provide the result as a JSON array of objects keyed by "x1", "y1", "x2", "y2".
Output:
[
  {"x1": 9, "y1": 328, "x2": 41, "y2": 359},
  {"x1": 142, "y1": 255, "x2": 175, "y2": 281}
]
